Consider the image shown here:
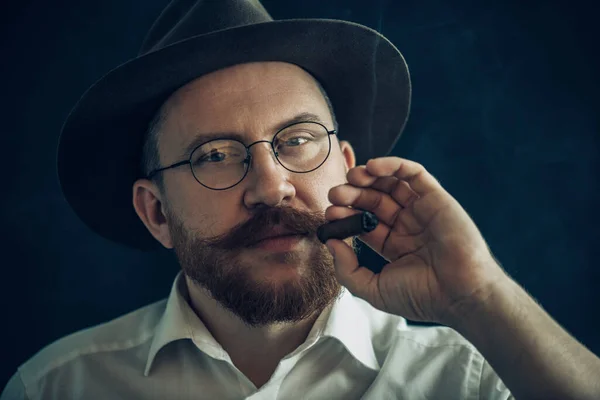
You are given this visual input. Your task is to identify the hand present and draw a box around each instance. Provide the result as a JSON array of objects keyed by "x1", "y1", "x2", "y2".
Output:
[{"x1": 325, "y1": 157, "x2": 508, "y2": 325}]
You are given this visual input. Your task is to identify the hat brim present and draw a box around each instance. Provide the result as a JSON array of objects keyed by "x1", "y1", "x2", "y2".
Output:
[{"x1": 57, "y1": 19, "x2": 411, "y2": 251}]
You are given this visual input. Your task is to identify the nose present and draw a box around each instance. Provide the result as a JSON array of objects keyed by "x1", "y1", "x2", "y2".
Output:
[{"x1": 242, "y1": 142, "x2": 296, "y2": 209}]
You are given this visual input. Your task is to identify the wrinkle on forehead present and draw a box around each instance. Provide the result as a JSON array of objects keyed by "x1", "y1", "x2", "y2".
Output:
[{"x1": 158, "y1": 62, "x2": 332, "y2": 160}]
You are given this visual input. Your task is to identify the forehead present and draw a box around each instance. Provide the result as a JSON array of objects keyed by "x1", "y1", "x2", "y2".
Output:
[{"x1": 158, "y1": 62, "x2": 332, "y2": 160}]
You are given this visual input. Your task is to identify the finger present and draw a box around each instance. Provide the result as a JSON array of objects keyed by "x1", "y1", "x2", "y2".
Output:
[
  {"x1": 371, "y1": 177, "x2": 403, "y2": 194},
  {"x1": 366, "y1": 157, "x2": 442, "y2": 196},
  {"x1": 325, "y1": 205, "x2": 426, "y2": 262},
  {"x1": 328, "y1": 185, "x2": 402, "y2": 227},
  {"x1": 324, "y1": 205, "x2": 361, "y2": 221},
  {"x1": 325, "y1": 238, "x2": 383, "y2": 307},
  {"x1": 348, "y1": 167, "x2": 398, "y2": 194},
  {"x1": 346, "y1": 165, "x2": 377, "y2": 187},
  {"x1": 348, "y1": 167, "x2": 399, "y2": 194},
  {"x1": 329, "y1": 184, "x2": 424, "y2": 235},
  {"x1": 347, "y1": 167, "x2": 420, "y2": 209},
  {"x1": 383, "y1": 179, "x2": 420, "y2": 209}
]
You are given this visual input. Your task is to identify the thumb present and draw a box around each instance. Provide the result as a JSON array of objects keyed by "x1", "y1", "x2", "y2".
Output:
[{"x1": 326, "y1": 239, "x2": 379, "y2": 304}]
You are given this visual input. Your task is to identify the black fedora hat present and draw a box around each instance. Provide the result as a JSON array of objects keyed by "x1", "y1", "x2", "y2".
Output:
[{"x1": 56, "y1": 0, "x2": 412, "y2": 251}]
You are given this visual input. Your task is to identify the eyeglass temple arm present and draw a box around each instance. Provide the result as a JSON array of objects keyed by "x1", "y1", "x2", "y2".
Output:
[{"x1": 145, "y1": 160, "x2": 189, "y2": 179}]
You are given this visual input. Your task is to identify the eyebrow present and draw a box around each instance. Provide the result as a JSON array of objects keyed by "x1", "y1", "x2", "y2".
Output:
[{"x1": 178, "y1": 112, "x2": 328, "y2": 160}]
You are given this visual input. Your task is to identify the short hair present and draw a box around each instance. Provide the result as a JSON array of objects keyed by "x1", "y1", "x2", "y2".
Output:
[{"x1": 140, "y1": 76, "x2": 337, "y2": 194}]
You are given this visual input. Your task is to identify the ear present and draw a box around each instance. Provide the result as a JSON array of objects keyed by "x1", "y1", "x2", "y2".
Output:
[
  {"x1": 132, "y1": 179, "x2": 174, "y2": 249},
  {"x1": 338, "y1": 140, "x2": 356, "y2": 172}
]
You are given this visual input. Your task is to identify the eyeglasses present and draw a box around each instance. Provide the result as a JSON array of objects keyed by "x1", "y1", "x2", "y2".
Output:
[{"x1": 146, "y1": 121, "x2": 337, "y2": 190}]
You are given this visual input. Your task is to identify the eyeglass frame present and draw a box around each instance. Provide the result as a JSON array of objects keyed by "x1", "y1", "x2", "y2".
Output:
[{"x1": 145, "y1": 121, "x2": 338, "y2": 191}]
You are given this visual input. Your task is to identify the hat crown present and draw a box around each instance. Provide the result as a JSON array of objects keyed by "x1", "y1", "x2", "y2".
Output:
[{"x1": 139, "y1": 0, "x2": 273, "y2": 55}]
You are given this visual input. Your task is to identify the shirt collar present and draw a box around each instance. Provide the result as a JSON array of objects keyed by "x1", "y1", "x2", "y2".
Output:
[
  {"x1": 144, "y1": 271, "x2": 227, "y2": 376},
  {"x1": 144, "y1": 272, "x2": 405, "y2": 376},
  {"x1": 319, "y1": 287, "x2": 402, "y2": 372}
]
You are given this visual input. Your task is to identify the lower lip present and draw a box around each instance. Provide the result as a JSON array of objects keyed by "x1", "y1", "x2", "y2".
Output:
[{"x1": 252, "y1": 235, "x2": 304, "y2": 251}]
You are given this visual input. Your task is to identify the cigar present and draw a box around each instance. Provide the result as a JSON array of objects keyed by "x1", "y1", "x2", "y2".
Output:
[{"x1": 317, "y1": 211, "x2": 379, "y2": 244}]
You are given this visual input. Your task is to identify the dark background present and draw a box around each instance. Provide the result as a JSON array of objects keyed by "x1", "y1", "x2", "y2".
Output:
[{"x1": 1, "y1": 0, "x2": 599, "y2": 390}]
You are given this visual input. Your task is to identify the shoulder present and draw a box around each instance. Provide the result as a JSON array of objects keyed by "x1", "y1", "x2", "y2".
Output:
[
  {"x1": 387, "y1": 324, "x2": 511, "y2": 398},
  {"x1": 347, "y1": 292, "x2": 477, "y2": 352},
  {"x1": 357, "y1": 300, "x2": 511, "y2": 398},
  {"x1": 346, "y1": 293, "x2": 482, "y2": 368},
  {"x1": 17, "y1": 298, "x2": 167, "y2": 388},
  {"x1": 396, "y1": 323, "x2": 477, "y2": 349},
  {"x1": 389, "y1": 323, "x2": 484, "y2": 372}
]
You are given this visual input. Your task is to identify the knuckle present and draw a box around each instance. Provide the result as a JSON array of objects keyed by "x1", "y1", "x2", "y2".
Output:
[{"x1": 362, "y1": 189, "x2": 383, "y2": 210}]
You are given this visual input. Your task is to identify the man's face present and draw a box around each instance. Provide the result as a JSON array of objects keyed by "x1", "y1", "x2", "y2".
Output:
[{"x1": 147, "y1": 62, "x2": 356, "y2": 327}]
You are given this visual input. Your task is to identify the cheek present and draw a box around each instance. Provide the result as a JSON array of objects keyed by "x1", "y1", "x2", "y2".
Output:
[
  {"x1": 296, "y1": 157, "x2": 349, "y2": 208},
  {"x1": 172, "y1": 189, "x2": 243, "y2": 236}
]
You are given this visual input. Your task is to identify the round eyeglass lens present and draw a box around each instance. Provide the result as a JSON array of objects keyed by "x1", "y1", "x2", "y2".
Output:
[
  {"x1": 274, "y1": 122, "x2": 331, "y2": 172},
  {"x1": 191, "y1": 139, "x2": 248, "y2": 189}
]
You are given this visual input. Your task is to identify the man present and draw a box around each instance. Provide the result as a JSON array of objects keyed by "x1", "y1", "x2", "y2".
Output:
[{"x1": 2, "y1": 0, "x2": 599, "y2": 399}]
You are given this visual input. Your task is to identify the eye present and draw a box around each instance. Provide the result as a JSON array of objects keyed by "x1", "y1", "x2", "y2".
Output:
[
  {"x1": 201, "y1": 151, "x2": 226, "y2": 162},
  {"x1": 284, "y1": 136, "x2": 310, "y2": 146},
  {"x1": 195, "y1": 146, "x2": 244, "y2": 165}
]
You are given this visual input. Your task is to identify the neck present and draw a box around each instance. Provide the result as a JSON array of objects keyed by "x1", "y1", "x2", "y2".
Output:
[{"x1": 184, "y1": 275, "x2": 322, "y2": 387}]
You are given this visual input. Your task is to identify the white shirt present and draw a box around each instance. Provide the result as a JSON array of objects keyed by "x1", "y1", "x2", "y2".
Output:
[{"x1": 2, "y1": 271, "x2": 513, "y2": 399}]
